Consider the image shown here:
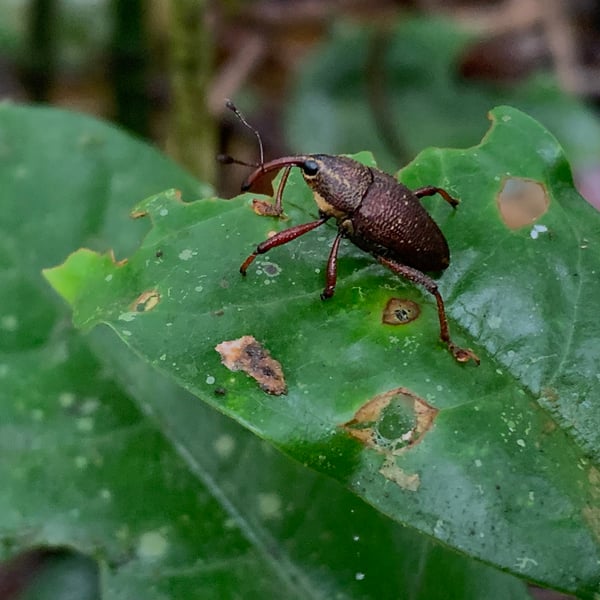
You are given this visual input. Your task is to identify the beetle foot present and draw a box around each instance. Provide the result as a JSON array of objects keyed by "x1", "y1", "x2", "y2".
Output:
[
  {"x1": 252, "y1": 199, "x2": 285, "y2": 218},
  {"x1": 448, "y1": 342, "x2": 480, "y2": 365}
]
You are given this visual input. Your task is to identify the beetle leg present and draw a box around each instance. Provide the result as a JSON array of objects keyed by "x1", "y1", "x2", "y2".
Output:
[
  {"x1": 240, "y1": 216, "x2": 329, "y2": 275},
  {"x1": 273, "y1": 165, "x2": 292, "y2": 214},
  {"x1": 413, "y1": 186, "x2": 459, "y2": 209},
  {"x1": 376, "y1": 256, "x2": 480, "y2": 365},
  {"x1": 251, "y1": 165, "x2": 292, "y2": 218},
  {"x1": 321, "y1": 231, "x2": 344, "y2": 300}
]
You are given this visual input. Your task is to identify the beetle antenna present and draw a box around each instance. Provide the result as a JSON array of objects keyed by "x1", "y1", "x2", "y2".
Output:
[
  {"x1": 216, "y1": 153, "x2": 258, "y2": 168},
  {"x1": 224, "y1": 99, "x2": 265, "y2": 167}
]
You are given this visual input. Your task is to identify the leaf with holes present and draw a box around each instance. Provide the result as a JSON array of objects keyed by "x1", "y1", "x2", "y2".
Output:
[
  {"x1": 1, "y1": 103, "x2": 530, "y2": 599},
  {"x1": 45, "y1": 105, "x2": 600, "y2": 597}
]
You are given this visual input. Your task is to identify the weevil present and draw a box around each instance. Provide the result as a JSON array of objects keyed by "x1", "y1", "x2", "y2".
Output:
[{"x1": 219, "y1": 100, "x2": 479, "y2": 365}]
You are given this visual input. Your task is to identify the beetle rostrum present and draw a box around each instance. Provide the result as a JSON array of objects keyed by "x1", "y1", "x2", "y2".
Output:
[{"x1": 219, "y1": 101, "x2": 479, "y2": 365}]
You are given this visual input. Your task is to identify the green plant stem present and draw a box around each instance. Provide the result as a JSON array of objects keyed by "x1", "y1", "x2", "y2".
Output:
[{"x1": 168, "y1": 0, "x2": 216, "y2": 184}]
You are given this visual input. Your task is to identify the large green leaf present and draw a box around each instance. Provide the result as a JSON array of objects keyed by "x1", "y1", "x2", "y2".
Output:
[
  {"x1": 0, "y1": 103, "x2": 528, "y2": 599},
  {"x1": 46, "y1": 106, "x2": 600, "y2": 597}
]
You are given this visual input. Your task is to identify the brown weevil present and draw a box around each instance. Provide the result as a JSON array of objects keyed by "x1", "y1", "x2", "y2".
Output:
[{"x1": 219, "y1": 100, "x2": 479, "y2": 365}]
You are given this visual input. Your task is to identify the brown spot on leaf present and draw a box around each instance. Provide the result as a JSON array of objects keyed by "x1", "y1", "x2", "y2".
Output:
[
  {"x1": 131, "y1": 290, "x2": 160, "y2": 312},
  {"x1": 106, "y1": 249, "x2": 128, "y2": 267},
  {"x1": 130, "y1": 209, "x2": 148, "y2": 219},
  {"x1": 343, "y1": 387, "x2": 438, "y2": 453},
  {"x1": 540, "y1": 387, "x2": 559, "y2": 403},
  {"x1": 379, "y1": 456, "x2": 420, "y2": 491},
  {"x1": 583, "y1": 467, "x2": 600, "y2": 541},
  {"x1": 382, "y1": 298, "x2": 420, "y2": 325},
  {"x1": 252, "y1": 199, "x2": 284, "y2": 217},
  {"x1": 215, "y1": 335, "x2": 287, "y2": 396},
  {"x1": 583, "y1": 505, "x2": 600, "y2": 542},
  {"x1": 342, "y1": 388, "x2": 439, "y2": 491},
  {"x1": 497, "y1": 177, "x2": 549, "y2": 229}
]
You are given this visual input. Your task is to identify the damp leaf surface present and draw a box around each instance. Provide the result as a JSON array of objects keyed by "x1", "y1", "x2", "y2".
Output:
[
  {"x1": 45, "y1": 106, "x2": 600, "y2": 597},
  {"x1": 0, "y1": 103, "x2": 528, "y2": 600}
]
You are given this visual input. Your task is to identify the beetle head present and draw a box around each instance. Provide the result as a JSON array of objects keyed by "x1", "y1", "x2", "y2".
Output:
[
  {"x1": 219, "y1": 101, "x2": 371, "y2": 216},
  {"x1": 240, "y1": 154, "x2": 372, "y2": 216}
]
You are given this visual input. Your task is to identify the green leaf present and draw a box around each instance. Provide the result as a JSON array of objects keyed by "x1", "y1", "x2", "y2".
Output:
[
  {"x1": 46, "y1": 105, "x2": 600, "y2": 597},
  {"x1": 1, "y1": 103, "x2": 528, "y2": 599}
]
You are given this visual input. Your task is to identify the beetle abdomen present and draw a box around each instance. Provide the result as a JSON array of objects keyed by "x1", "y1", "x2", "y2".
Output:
[{"x1": 348, "y1": 169, "x2": 450, "y2": 272}]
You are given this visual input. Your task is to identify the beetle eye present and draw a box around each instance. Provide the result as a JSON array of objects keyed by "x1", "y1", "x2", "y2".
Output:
[{"x1": 302, "y1": 159, "x2": 319, "y2": 176}]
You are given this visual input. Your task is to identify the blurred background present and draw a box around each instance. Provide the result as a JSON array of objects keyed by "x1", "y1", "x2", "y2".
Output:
[
  {"x1": 0, "y1": 1, "x2": 598, "y2": 598},
  {"x1": 1, "y1": 0, "x2": 600, "y2": 206}
]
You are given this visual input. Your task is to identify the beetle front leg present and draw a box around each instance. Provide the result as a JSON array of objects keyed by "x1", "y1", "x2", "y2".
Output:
[
  {"x1": 252, "y1": 166, "x2": 292, "y2": 218},
  {"x1": 321, "y1": 231, "x2": 343, "y2": 300},
  {"x1": 240, "y1": 216, "x2": 329, "y2": 275},
  {"x1": 414, "y1": 186, "x2": 459, "y2": 209},
  {"x1": 376, "y1": 256, "x2": 480, "y2": 365}
]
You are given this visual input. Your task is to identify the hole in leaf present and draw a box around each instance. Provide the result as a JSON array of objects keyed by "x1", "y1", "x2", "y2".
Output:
[
  {"x1": 342, "y1": 388, "x2": 437, "y2": 491},
  {"x1": 342, "y1": 387, "x2": 438, "y2": 454},
  {"x1": 497, "y1": 177, "x2": 549, "y2": 229}
]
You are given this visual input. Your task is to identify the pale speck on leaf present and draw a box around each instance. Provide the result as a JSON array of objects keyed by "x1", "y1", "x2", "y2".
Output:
[
  {"x1": 118, "y1": 312, "x2": 137, "y2": 322},
  {"x1": 213, "y1": 434, "x2": 235, "y2": 459},
  {"x1": 179, "y1": 249, "x2": 195, "y2": 261},
  {"x1": 75, "y1": 456, "x2": 88, "y2": 469},
  {"x1": 257, "y1": 492, "x2": 282, "y2": 520},
  {"x1": 137, "y1": 530, "x2": 169, "y2": 560},
  {"x1": 1, "y1": 315, "x2": 18, "y2": 331},
  {"x1": 59, "y1": 392, "x2": 75, "y2": 407},
  {"x1": 77, "y1": 417, "x2": 94, "y2": 432}
]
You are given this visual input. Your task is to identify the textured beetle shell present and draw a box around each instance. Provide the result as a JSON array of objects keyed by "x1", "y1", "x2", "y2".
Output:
[
  {"x1": 350, "y1": 168, "x2": 450, "y2": 272},
  {"x1": 303, "y1": 157, "x2": 450, "y2": 272}
]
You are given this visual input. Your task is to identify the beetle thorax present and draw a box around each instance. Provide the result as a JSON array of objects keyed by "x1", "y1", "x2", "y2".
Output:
[{"x1": 301, "y1": 154, "x2": 373, "y2": 219}]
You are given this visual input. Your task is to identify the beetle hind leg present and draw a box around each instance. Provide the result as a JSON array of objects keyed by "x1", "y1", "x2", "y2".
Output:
[
  {"x1": 377, "y1": 255, "x2": 479, "y2": 365},
  {"x1": 413, "y1": 185, "x2": 459, "y2": 209}
]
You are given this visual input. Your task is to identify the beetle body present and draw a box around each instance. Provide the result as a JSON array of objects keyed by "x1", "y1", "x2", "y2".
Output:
[
  {"x1": 299, "y1": 154, "x2": 450, "y2": 272},
  {"x1": 220, "y1": 101, "x2": 478, "y2": 364}
]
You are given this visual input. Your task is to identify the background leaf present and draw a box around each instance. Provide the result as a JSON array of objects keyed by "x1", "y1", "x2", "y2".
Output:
[
  {"x1": 0, "y1": 103, "x2": 530, "y2": 599},
  {"x1": 46, "y1": 106, "x2": 600, "y2": 597},
  {"x1": 285, "y1": 18, "x2": 600, "y2": 173}
]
